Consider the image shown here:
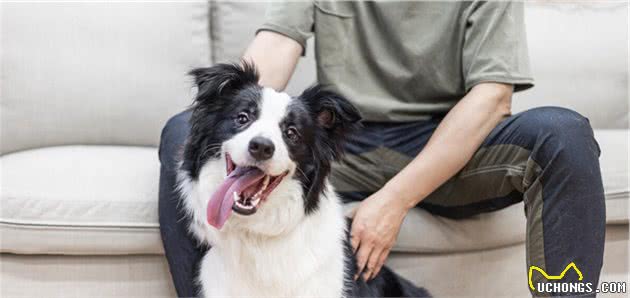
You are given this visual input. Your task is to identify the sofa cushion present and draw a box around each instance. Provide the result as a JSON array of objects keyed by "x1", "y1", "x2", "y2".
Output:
[
  {"x1": 595, "y1": 129, "x2": 629, "y2": 224},
  {"x1": 1, "y1": 146, "x2": 162, "y2": 255},
  {"x1": 344, "y1": 201, "x2": 528, "y2": 253},
  {"x1": 0, "y1": 2, "x2": 210, "y2": 154},
  {"x1": 1, "y1": 131, "x2": 627, "y2": 254},
  {"x1": 512, "y1": 2, "x2": 628, "y2": 129}
]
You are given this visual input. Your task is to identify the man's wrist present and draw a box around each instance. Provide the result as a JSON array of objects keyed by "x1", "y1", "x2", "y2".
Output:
[{"x1": 382, "y1": 180, "x2": 424, "y2": 211}]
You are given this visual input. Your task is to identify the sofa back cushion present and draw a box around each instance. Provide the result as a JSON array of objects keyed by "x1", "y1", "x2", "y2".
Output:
[
  {"x1": 512, "y1": 2, "x2": 628, "y2": 129},
  {"x1": 1, "y1": 2, "x2": 210, "y2": 154},
  {"x1": 211, "y1": 1, "x2": 627, "y2": 129}
]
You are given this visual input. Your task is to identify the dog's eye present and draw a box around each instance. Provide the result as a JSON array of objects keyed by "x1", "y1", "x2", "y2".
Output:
[
  {"x1": 285, "y1": 127, "x2": 299, "y2": 142},
  {"x1": 236, "y1": 112, "x2": 250, "y2": 125}
]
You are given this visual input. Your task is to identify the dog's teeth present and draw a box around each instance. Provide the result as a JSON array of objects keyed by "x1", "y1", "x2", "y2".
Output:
[
  {"x1": 234, "y1": 192, "x2": 247, "y2": 209},
  {"x1": 262, "y1": 176, "x2": 270, "y2": 189}
]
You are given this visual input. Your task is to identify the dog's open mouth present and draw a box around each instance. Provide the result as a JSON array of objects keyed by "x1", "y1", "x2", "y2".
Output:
[
  {"x1": 226, "y1": 156, "x2": 287, "y2": 216},
  {"x1": 206, "y1": 154, "x2": 287, "y2": 229}
]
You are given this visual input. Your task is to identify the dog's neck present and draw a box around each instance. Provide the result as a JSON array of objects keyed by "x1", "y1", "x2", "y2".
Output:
[
  {"x1": 218, "y1": 181, "x2": 343, "y2": 242},
  {"x1": 212, "y1": 182, "x2": 347, "y2": 284}
]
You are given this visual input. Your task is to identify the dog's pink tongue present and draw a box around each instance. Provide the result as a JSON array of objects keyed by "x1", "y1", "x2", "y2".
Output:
[{"x1": 207, "y1": 166, "x2": 265, "y2": 229}]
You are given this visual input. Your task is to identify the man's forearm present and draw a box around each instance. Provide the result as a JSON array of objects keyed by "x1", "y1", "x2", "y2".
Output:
[
  {"x1": 383, "y1": 83, "x2": 514, "y2": 209},
  {"x1": 242, "y1": 31, "x2": 302, "y2": 91}
]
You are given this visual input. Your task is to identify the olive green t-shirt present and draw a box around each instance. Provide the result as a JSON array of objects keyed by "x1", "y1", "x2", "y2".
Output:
[{"x1": 258, "y1": 1, "x2": 534, "y2": 122}]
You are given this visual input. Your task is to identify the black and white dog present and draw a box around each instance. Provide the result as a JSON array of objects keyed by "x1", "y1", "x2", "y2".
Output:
[{"x1": 177, "y1": 62, "x2": 430, "y2": 297}]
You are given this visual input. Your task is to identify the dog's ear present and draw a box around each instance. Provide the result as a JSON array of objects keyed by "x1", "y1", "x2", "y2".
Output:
[
  {"x1": 299, "y1": 85, "x2": 361, "y2": 158},
  {"x1": 188, "y1": 61, "x2": 259, "y2": 105},
  {"x1": 300, "y1": 85, "x2": 361, "y2": 130}
]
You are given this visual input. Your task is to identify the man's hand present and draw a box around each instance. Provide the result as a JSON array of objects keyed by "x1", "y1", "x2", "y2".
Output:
[
  {"x1": 350, "y1": 187, "x2": 408, "y2": 281},
  {"x1": 349, "y1": 82, "x2": 513, "y2": 282}
]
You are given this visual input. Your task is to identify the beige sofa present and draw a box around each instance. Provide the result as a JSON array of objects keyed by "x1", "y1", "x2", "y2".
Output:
[{"x1": 1, "y1": 1, "x2": 628, "y2": 297}]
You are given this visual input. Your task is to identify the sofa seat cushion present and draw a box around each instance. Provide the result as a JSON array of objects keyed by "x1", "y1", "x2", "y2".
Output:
[
  {"x1": 344, "y1": 201, "x2": 529, "y2": 253},
  {"x1": 1, "y1": 146, "x2": 162, "y2": 255},
  {"x1": 595, "y1": 129, "x2": 629, "y2": 224},
  {"x1": 1, "y1": 129, "x2": 627, "y2": 255}
]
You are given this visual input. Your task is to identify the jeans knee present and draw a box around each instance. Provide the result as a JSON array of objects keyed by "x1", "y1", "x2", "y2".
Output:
[
  {"x1": 518, "y1": 107, "x2": 596, "y2": 147},
  {"x1": 159, "y1": 110, "x2": 192, "y2": 164}
]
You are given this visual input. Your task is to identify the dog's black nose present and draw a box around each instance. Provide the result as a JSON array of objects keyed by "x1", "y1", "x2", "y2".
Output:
[{"x1": 248, "y1": 136, "x2": 274, "y2": 161}]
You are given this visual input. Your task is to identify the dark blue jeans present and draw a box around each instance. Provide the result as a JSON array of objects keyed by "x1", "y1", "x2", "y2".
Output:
[{"x1": 158, "y1": 107, "x2": 605, "y2": 297}]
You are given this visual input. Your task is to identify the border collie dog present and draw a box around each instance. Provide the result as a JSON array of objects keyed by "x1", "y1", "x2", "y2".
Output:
[{"x1": 177, "y1": 62, "x2": 430, "y2": 298}]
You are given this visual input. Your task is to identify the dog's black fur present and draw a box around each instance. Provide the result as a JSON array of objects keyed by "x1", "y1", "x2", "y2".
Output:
[
  {"x1": 344, "y1": 219, "x2": 431, "y2": 297},
  {"x1": 185, "y1": 62, "x2": 430, "y2": 297},
  {"x1": 183, "y1": 63, "x2": 262, "y2": 179}
]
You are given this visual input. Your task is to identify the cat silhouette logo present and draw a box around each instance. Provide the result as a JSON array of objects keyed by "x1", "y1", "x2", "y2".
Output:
[{"x1": 528, "y1": 262, "x2": 584, "y2": 291}]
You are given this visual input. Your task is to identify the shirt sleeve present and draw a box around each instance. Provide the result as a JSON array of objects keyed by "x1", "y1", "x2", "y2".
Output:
[
  {"x1": 462, "y1": 2, "x2": 534, "y2": 92},
  {"x1": 256, "y1": 2, "x2": 315, "y2": 56}
]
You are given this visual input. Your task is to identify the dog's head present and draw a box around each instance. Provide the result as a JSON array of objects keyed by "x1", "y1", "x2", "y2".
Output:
[{"x1": 182, "y1": 62, "x2": 360, "y2": 234}]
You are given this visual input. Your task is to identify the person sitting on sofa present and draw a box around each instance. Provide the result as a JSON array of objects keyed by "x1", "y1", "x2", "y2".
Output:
[{"x1": 158, "y1": 2, "x2": 605, "y2": 297}]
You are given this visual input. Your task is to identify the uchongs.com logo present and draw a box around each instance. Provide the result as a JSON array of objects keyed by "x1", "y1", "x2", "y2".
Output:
[
  {"x1": 528, "y1": 262, "x2": 591, "y2": 294},
  {"x1": 529, "y1": 262, "x2": 627, "y2": 294}
]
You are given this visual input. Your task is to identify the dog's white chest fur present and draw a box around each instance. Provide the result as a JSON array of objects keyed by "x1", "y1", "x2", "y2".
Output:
[
  {"x1": 179, "y1": 159, "x2": 348, "y2": 298},
  {"x1": 198, "y1": 200, "x2": 347, "y2": 297}
]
